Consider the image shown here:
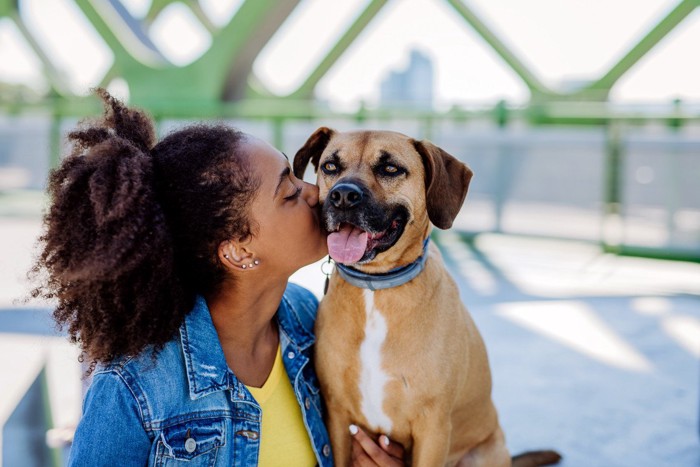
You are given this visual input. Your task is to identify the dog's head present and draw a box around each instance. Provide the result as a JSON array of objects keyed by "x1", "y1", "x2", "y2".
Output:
[{"x1": 294, "y1": 127, "x2": 472, "y2": 270}]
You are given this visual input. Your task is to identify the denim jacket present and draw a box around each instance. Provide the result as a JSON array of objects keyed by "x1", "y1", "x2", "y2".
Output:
[{"x1": 68, "y1": 283, "x2": 333, "y2": 466}]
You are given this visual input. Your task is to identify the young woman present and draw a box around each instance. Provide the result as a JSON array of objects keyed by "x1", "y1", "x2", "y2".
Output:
[{"x1": 30, "y1": 90, "x2": 403, "y2": 466}]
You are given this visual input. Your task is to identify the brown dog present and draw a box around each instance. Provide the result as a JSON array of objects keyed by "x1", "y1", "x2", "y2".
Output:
[{"x1": 294, "y1": 128, "x2": 560, "y2": 467}]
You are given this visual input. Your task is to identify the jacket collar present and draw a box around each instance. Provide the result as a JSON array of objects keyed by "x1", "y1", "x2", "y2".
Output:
[
  {"x1": 277, "y1": 292, "x2": 315, "y2": 351},
  {"x1": 180, "y1": 291, "x2": 314, "y2": 400}
]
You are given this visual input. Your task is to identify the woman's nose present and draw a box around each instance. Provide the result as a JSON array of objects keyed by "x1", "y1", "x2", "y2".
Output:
[{"x1": 302, "y1": 181, "x2": 319, "y2": 207}]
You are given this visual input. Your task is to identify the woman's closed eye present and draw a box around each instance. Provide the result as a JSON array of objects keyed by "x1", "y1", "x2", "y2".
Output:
[{"x1": 284, "y1": 185, "x2": 302, "y2": 201}]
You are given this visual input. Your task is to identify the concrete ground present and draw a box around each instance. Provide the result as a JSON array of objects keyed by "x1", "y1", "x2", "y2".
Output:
[{"x1": 1, "y1": 212, "x2": 699, "y2": 466}]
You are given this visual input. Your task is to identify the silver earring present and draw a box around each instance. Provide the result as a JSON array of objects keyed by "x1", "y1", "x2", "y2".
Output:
[
  {"x1": 241, "y1": 264, "x2": 247, "y2": 269},
  {"x1": 224, "y1": 255, "x2": 229, "y2": 259}
]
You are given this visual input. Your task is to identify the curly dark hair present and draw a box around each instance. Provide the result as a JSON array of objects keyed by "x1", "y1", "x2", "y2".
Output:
[{"x1": 29, "y1": 89, "x2": 260, "y2": 369}]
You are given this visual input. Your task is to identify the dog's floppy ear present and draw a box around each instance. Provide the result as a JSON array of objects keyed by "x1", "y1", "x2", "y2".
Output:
[
  {"x1": 413, "y1": 139, "x2": 473, "y2": 229},
  {"x1": 293, "y1": 127, "x2": 335, "y2": 179}
]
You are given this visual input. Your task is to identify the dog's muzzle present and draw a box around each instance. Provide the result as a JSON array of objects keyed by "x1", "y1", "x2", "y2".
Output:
[{"x1": 323, "y1": 180, "x2": 409, "y2": 265}]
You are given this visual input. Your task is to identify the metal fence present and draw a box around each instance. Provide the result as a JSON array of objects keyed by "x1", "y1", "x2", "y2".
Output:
[{"x1": 1, "y1": 107, "x2": 698, "y2": 261}]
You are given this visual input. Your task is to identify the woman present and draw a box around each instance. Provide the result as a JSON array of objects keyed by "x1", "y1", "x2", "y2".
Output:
[{"x1": 30, "y1": 90, "x2": 403, "y2": 466}]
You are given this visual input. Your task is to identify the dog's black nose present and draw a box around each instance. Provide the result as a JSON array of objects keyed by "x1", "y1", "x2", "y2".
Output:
[{"x1": 329, "y1": 182, "x2": 363, "y2": 210}]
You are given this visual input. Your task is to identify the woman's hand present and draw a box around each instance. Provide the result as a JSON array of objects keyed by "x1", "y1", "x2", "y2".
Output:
[{"x1": 349, "y1": 424, "x2": 405, "y2": 466}]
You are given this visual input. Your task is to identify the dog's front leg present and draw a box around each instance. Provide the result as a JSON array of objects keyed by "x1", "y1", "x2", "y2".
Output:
[
  {"x1": 326, "y1": 410, "x2": 353, "y2": 467},
  {"x1": 410, "y1": 417, "x2": 451, "y2": 467}
]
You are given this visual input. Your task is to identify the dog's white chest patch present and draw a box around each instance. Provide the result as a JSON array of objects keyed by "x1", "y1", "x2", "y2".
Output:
[{"x1": 358, "y1": 289, "x2": 393, "y2": 434}]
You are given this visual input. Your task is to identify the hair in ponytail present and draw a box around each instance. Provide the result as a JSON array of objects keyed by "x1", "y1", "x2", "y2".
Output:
[{"x1": 29, "y1": 89, "x2": 258, "y2": 369}]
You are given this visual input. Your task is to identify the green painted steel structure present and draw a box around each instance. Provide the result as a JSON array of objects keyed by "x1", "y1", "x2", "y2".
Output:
[
  {"x1": 448, "y1": 0, "x2": 700, "y2": 102},
  {"x1": 1, "y1": 0, "x2": 699, "y2": 113},
  {"x1": 73, "y1": 0, "x2": 303, "y2": 103}
]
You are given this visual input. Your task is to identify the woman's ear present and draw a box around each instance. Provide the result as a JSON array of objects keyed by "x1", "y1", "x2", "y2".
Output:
[
  {"x1": 218, "y1": 239, "x2": 255, "y2": 270},
  {"x1": 412, "y1": 139, "x2": 473, "y2": 230},
  {"x1": 293, "y1": 127, "x2": 335, "y2": 179}
]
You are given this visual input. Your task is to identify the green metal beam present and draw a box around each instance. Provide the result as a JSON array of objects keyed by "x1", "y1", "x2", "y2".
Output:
[
  {"x1": 445, "y1": 0, "x2": 552, "y2": 98},
  {"x1": 0, "y1": 0, "x2": 13, "y2": 17},
  {"x1": 145, "y1": 0, "x2": 171, "y2": 21},
  {"x1": 584, "y1": 0, "x2": 700, "y2": 97},
  {"x1": 73, "y1": 0, "x2": 301, "y2": 103},
  {"x1": 145, "y1": 0, "x2": 217, "y2": 33},
  {"x1": 184, "y1": 0, "x2": 217, "y2": 34},
  {"x1": 287, "y1": 0, "x2": 390, "y2": 99},
  {"x1": 75, "y1": 0, "x2": 166, "y2": 67},
  {"x1": 0, "y1": 0, "x2": 69, "y2": 95},
  {"x1": 6, "y1": 9, "x2": 71, "y2": 95},
  {"x1": 214, "y1": 0, "x2": 302, "y2": 100}
]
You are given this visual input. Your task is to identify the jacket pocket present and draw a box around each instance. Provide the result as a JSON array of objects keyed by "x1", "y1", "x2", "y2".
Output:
[{"x1": 156, "y1": 419, "x2": 225, "y2": 466}]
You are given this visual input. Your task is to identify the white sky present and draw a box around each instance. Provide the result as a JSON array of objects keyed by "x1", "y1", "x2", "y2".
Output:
[{"x1": 1, "y1": 0, "x2": 699, "y2": 108}]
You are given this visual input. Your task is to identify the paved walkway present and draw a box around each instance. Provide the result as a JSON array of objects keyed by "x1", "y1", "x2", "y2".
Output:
[{"x1": 2, "y1": 216, "x2": 699, "y2": 466}]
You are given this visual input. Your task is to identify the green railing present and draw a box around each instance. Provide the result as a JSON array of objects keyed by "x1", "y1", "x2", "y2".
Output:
[{"x1": 2, "y1": 100, "x2": 699, "y2": 263}]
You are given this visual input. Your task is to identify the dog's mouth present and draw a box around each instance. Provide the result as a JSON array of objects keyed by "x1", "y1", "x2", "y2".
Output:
[{"x1": 327, "y1": 213, "x2": 407, "y2": 265}]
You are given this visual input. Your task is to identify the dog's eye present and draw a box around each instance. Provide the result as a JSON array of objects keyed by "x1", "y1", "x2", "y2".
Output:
[
  {"x1": 322, "y1": 162, "x2": 338, "y2": 174},
  {"x1": 379, "y1": 164, "x2": 404, "y2": 176}
]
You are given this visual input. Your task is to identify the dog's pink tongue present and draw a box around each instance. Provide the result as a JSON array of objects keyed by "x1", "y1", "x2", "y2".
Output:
[{"x1": 327, "y1": 224, "x2": 368, "y2": 264}]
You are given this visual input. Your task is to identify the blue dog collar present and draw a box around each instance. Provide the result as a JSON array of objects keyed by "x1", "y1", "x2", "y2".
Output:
[{"x1": 334, "y1": 238, "x2": 431, "y2": 291}]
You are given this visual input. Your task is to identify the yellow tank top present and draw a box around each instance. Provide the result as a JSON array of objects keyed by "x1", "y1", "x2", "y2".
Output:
[{"x1": 246, "y1": 346, "x2": 317, "y2": 467}]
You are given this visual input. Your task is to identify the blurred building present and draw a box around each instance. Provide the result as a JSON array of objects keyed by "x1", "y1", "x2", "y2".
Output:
[{"x1": 379, "y1": 50, "x2": 434, "y2": 110}]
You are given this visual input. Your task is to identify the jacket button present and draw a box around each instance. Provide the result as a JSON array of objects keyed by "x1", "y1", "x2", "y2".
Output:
[
  {"x1": 305, "y1": 398, "x2": 311, "y2": 410},
  {"x1": 184, "y1": 437, "x2": 197, "y2": 453},
  {"x1": 287, "y1": 351, "x2": 295, "y2": 359},
  {"x1": 323, "y1": 444, "x2": 331, "y2": 457}
]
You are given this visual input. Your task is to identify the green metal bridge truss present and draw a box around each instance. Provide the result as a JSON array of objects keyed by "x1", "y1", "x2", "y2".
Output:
[
  {"x1": 1, "y1": 0, "x2": 698, "y2": 113},
  {"x1": 1, "y1": 0, "x2": 699, "y2": 263}
]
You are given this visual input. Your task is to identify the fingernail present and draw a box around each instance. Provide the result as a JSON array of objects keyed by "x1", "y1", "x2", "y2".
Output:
[
  {"x1": 349, "y1": 424, "x2": 358, "y2": 435},
  {"x1": 381, "y1": 435, "x2": 390, "y2": 446}
]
